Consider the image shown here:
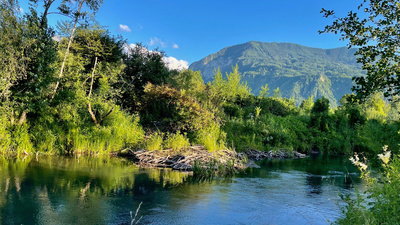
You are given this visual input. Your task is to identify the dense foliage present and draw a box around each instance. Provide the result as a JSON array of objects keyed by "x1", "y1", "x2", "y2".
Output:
[
  {"x1": 0, "y1": 1, "x2": 399, "y2": 162},
  {"x1": 320, "y1": 0, "x2": 400, "y2": 100}
]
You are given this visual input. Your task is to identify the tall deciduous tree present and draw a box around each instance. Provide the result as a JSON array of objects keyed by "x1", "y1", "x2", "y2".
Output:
[
  {"x1": 320, "y1": 0, "x2": 400, "y2": 100},
  {"x1": 0, "y1": 0, "x2": 26, "y2": 102},
  {"x1": 51, "y1": 0, "x2": 103, "y2": 100},
  {"x1": 54, "y1": 26, "x2": 125, "y2": 127},
  {"x1": 10, "y1": 6, "x2": 57, "y2": 119},
  {"x1": 1, "y1": 0, "x2": 57, "y2": 125}
]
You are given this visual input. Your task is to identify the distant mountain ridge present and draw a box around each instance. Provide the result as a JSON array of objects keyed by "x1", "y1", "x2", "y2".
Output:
[{"x1": 189, "y1": 41, "x2": 364, "y2": 108}]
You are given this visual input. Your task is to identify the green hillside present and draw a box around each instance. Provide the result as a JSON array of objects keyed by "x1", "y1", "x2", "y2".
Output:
[{"x1": 189, "y1": 41, "x2": 364, "y2": 107}]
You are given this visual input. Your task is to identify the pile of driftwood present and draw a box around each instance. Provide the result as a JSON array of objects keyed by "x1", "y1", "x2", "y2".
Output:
[
  {"x1": 245, "y1": 149, "x2": 306, "y2": 160},
  {"x1": 130, "y1": 145, "x2": 246, "y2": 171},
  {"x1": 128, "y1": 146, "x2": 306, "y2": 171}
]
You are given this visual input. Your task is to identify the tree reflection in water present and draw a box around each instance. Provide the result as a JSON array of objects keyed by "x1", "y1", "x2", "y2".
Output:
[{"x1": 0, "y1": 156, "x2": 189, "y2": 225}]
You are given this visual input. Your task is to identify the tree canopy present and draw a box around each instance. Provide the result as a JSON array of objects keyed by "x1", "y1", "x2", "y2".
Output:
[{"x1": 320, "y1": 0, "x2": 400, "y2": 100}]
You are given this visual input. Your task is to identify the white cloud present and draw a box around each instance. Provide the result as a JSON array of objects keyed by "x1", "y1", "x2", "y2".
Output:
[
  {"x1": 172, "y1": 43, "x2": 179, "y2": 49},
  {"x1": 52, "y1": 35, "x2": 62, "y2": 42},
  {"x1": 123, "y1": 43, "x2": 149, "y2": 55},
  {"x1": 163, "y1": 56, "x2": 189, "y2": 71},
  {"x1": 124, "y1": 43, "x2": 188, "y2": 71},
  {"x1": 149, "y1": 37, "x2": 167, "y2": 48},
  {"x1": 18, "y1": 7, "x2": 23, "y2": 13},
  {"x1": 118, "y1": 24, "x2": 131, "y2": 32}
]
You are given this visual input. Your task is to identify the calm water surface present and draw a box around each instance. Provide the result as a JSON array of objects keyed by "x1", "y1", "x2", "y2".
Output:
[{"x1": 0, "y1": 155, "x2": 363, "y2": 225}]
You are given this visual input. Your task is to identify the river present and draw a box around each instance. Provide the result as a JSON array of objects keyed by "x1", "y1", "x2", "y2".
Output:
[{"x1": 0, "y1": 155, "x2": 363, "y2": 224}]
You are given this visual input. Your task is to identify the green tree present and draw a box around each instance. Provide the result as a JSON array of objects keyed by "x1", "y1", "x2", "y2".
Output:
[
  {"x1": 273, "y1": 87, "x2": 281, "y2": 98},
  {"x1": 300, "y1": 95, "x2": 314, "y2": 115},
  {"x1": 207, "y1": 65, "x2": 251, "y2": 107},
  {"x1": 362, "y1": 92, "x2": 389, "y2": 121},
  {"x1": 10, "y1": 5, "x2": 57, "y2": 122},
  {"x1": 118, "y1": 43, "x2": 171, "y2": 112},
  {"x1": 0, "y1": 0, "x2": 57, "y2": 125},
  {"x1": 51, "y1": 0, "x2": 104, "y2": 99},
  {"x1": 258, "y1": 84, "x2": 270, "y2": 98},
  {"x1": 170, "y1": 69, "x2": 206, "y2": 101},
  {"x1": 320, "y1": 0, "x2": 400, "y2": 100},
  {"x1": 0, "y1": 0, "x2": 26, "y2": 104},
  {"x1": 311, "y1": 97, "x2": 331, "y2": 132},
  {"x1": 52, "y1": 26, "x2": 125, "y2": 127}
]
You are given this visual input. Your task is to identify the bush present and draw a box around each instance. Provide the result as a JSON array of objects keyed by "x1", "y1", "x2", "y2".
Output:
[
  {"x1": 337, "y1": 146, "x2": 400, "y2": 224},
  {"x1": 140, "y1": 83, "x2": 214, "y2": 133},
  {"x1": 164, "y1": 132, "x2": 190, "y2": 151},
  {"x1": 145, "y1": 132, "x2": 164, "y2": 151},
  {"x1": 194, "y1": 122, "x2": 226, "y2": 151},
  {"x1": 258, "y1": 97, "x2": 298, "y2": 117}
]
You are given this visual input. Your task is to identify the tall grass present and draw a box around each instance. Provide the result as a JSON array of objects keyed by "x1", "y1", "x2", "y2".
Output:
[
  {"x1": 28, "y1": 105, "x2": 145, "y2": 155},
  {"x1": 164, "y1": 132, "x2": 190, "y2": 151},
  {"x1": 145, "y1": 132, "x2": 164, "y2": 151},
  {"x1": 194, "y1": 122, "x2": 226, "y2": 151}
]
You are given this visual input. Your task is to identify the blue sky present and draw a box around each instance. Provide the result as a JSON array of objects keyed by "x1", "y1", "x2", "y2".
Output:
[{"x1": 19, "y1": 0, "x2": 360, "y2": 67}]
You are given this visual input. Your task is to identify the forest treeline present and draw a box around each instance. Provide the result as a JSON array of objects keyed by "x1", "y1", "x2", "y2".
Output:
[{"x1": 1, "y1": 0, "x2": 399, "y2": 157}]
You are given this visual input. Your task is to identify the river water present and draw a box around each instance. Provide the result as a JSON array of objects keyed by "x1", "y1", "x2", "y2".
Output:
[{"x1": 0, "y1": 155, "x2": 363, "y2": 225}]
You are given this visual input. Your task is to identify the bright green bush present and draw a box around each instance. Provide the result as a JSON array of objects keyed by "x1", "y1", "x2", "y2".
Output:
[
  {"x1": 194, "y1": 122, "x2": 226, "y2": 151},
  {"x1": 164, "y1": 132, "x2": 190, "y2": 151},
  {"x1": 145, "y1": 132, "x2": 164, "y2": 151}
]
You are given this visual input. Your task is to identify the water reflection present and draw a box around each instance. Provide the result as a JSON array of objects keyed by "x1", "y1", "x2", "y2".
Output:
[
  {"x1": 306, "y1": 174, "x2": 323, "y2": 195},
  {"x1": 0, "y1": 155, "x2": 365, "y2": 225},
  {"x1": 0, "y1": 156, "x2": 189, "y2": 225}
]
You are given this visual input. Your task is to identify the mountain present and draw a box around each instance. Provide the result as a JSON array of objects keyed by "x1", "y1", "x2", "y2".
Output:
[{"x1": 189, "y1": 41, "x2": 364, "y2": 108}]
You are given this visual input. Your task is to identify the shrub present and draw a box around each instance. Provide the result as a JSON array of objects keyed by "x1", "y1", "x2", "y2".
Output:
[
  {"x1": 337, "y1": 146, "x2": 400, "y2": 224},
  {"x1": 140, "y1": 83, "x2": 214, "y2": 133},
  {"x1": 195, "y1": 122, "x2": 226, "y2": 151},
  {"x1": 145, "y1": 132, "x2": 164, "y2": 151},
  {"x1": 164, "y1": 132, "x2": 190, "y2": 151}
]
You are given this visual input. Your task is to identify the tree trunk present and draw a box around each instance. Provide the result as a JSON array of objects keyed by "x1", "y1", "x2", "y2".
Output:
[
  {"x1": 41, "y1": 0, "x2": 56, "y2": 27},
  {"x1": 87, "y1": 103, "x2": 114, "y2": 128},
  {"x1": 17, "y1": 111, "x2": 26, "y2": 125},
  {"x1": 50, "y1": 0, "x2": 85, "y2": 100},
  {"x1": 88, "y1": 56, "x2": 98, "y2": 99}
]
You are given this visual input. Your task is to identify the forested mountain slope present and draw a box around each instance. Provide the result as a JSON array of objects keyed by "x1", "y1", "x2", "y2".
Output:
[{"x1": 189, "y1": 41, "x2": 364, "y2": 107}]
